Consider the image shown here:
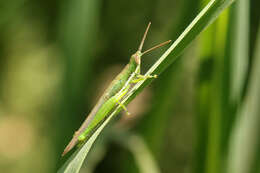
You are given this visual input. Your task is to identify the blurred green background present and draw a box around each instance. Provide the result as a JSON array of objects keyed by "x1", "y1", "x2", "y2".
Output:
[{"x1": 0, "y1": 0, "x2": 259, "y2": 172}]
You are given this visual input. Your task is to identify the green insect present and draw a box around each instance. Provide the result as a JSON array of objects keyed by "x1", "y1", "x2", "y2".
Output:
[{"x1": 62, "y1": 22, "x2": 171, "y2": 156}]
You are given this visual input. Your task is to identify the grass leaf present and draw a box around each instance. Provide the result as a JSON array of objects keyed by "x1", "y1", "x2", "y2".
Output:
[{"x1": 227, "y1": 24, "x2": 260, "y2": 173}]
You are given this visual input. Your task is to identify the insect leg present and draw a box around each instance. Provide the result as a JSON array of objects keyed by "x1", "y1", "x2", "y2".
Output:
[
  {"x1": 131, "y1": 73, "x2": 157, "y2": 83},
  {"x1": 116, "y1": 99, "x2": 130, "y2": 115}
]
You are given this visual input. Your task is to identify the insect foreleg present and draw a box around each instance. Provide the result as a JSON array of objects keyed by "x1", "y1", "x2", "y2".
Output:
[{"x1": 131, "y1": 73, "x2": 157, "y2": 83}]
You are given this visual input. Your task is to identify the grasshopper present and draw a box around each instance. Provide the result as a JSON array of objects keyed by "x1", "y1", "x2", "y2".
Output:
[{"x1": 62, "y1": 22, "x2": 171, "y2": 156}]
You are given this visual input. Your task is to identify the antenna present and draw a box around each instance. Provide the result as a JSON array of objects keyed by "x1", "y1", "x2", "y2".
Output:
[
  {"x1": 142, "y1": 40, "x2": 171, "y2": 55},
  {"x1": 138, "y1": 22, "x2": 151, "y2": 52}
]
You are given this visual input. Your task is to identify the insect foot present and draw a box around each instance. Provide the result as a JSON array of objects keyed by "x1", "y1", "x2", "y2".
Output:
[{"x1": 147, "y1": 74, "x2": 157, "y2": 78}]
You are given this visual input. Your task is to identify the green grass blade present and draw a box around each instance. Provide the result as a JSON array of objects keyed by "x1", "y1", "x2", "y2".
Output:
[
  {"x1": 124, "y1": 135, "x2": 161, "y2": 173},
  {"x1": 203, "y1": 10, "x2": 230, "y2": 173},
  {"x1": 227, "y1": 25, "x2": 260, "y2": 173},
  {"x1": 58, "y1": 0, "x2": 235, "y2": 172},
  {"x1": 229, "y1": 0, "x2": 249, "y2": 104}
]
